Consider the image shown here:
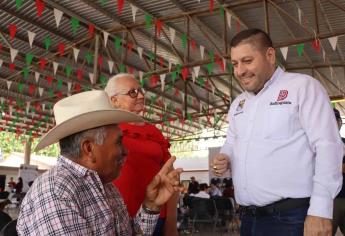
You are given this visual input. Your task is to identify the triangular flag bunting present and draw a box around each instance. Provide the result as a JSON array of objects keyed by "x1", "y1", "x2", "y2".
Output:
[
  {"x1": 103, "y1": 31, "x2": 109, "y2": 47},
  {"x1": 8, "y1": 24, "x2": 17, "y2": 41},
  {"x1": 200, "y1": 45, "x2": 205, "y2": 59},
  {"x1": 192, "y1": 71, "x2": 196, "y2": 83},
  {"x1": 27, "y1": 31, "x2": 36, "y2": 48},
  {"x1": 10, "y1": 48, "x2": 18, "y2": 62},
  {"x1": 35, "y1": 72, "x2": 40, "y2": 83},
  {"x1": 36, "y1": 0, "x2": 45, "y2": 16},
  {"x1": 107, "y1": 60, "x2": 114, "y2": 73},
  {"x1": 130, "y1": 4, "x2": 138, "y2": 22},
  {"x1": 169, "y1": 27, "x2": 175, "y2": 44},
  {"x1": 38, "y1": 87, "x2": 44, "y2": 97},
  {"x1": 193, "y1": 66, "x2": 200, "y2": 78},
  {"x1": 54, "y1": 8, "x2": 63, "y2": 28},
  {"x1": 280, "y1": 47, "x2": 288, "y2": 61},
  {"x1": 168, "y1": 60, "x2": 172, "y2": 72},
  {"x1": 73, "y1": 48, "x2": 80, "y2": 62},
  {"x1": 160, "y1": 74, "x2": 166, "y2": 91},
  {"x1": 67, "y1": 82, "x2": 72, "y2": 92},
  {"x1": 0, "y1": 59, "x2": 3, "y2": 68},
  {"x1": 226, "y1": 12, "x2": 232, "y2": 29},
  {"x1": 117, "y1": 0, "x2": 124, "y2": 15},
  {"x1": 137, "y1": 46, "x2": 143, "y2": 59},
  {"x1": 298, "y1": 7, "x2": 302, "y2": 24},
  {"x1": 89, "y1": 73, "x2": 95, "y2": 84},
  {"x1": 6, "y1": 81, "x2": 12, "y2": 90},
  {"x1": 328, "y1": 36, "x2": 338, "y2": 51},
  {"x1": 53, "y1": 62, "x2": 59, "y2": 75},
  {"x1": 26, "y1": 102, "x2": 30, "y2": 114}
]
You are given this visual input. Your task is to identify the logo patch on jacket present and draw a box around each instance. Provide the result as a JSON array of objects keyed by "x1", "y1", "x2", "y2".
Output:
[
  {"x1": 236, "y1": 99, "x2": 245, "y2": 111},
  {"x1": 277, "y1": 90, "x2": 288, "y2": 101}
]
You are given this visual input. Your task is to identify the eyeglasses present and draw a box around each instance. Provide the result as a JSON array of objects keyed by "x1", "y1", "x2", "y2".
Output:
[{"x1": 116, "y1": 87, "x2": 146, "y2": 98}]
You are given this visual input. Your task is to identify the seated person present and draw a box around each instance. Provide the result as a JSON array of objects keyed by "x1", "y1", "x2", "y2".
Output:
[
  {"x1": 190, "y1": 183, "x2": 210, "y2": 199},
  {"x1": 209, "y1": 183, "x2": 222, "y2": 197},
  {"x1": 0, "y1": 200, "x2": 12, "y2": 231},
  {"x1": 17, "y1": 91, "x2": 183, "y2": 235}
]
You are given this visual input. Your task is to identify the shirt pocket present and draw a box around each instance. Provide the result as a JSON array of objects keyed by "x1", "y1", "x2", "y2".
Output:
[{"x1": 263, "y1": 105, "x2": 297, "y2": 140}]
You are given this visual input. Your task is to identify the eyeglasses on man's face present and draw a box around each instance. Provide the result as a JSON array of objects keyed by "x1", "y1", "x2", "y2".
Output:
[{"x1": 116, "y1": 87, "x2": 146, "y2": 98}]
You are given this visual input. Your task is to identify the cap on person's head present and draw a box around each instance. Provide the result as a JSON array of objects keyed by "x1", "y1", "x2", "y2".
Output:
[
  {"x1": 35, "y1": 90, "x2": 143, "y2": 151},
  {"x1": 334, "y1": 108, "x2": 341, "y2": 120}
]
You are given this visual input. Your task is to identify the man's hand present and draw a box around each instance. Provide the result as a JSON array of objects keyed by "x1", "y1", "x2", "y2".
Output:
[
  {"x1": 304, "y1": 215, "x2": 332, "y2": 236},
  {"x1": 144, "y1": 156, "x2": 183, "y2": 211},
  {"x1": 211, "y1": 154, "x2": 230, "y2": 177}
]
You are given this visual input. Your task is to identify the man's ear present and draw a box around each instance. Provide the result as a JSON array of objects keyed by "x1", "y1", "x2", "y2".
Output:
[
  {"x1": 110, "y1": 95, "x2": 119, "y2": 108},
  {"x1": 81, "y1": 139, "x2": 96, "y2": 163},
  {"x1": 266, "y1": 47, "x2": 276, "y2": 65}
]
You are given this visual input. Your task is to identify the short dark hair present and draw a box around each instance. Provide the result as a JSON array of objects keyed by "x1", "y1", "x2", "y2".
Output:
[
  {"x1": 199, "y1": 183, "x2": 208, "y2": 191},
  {"x1": 334, "y1": 108, "x2": 341, "y2": 120},
  {"x1": 230, "y1": 28, "x2": 273, "y2": 50}
]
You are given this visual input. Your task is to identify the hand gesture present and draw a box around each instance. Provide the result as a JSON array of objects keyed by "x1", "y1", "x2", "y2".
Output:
[
  {"x1": 144, "y1": 156, "x2": 183, "y2": 211},
  {"x1": 211, "y1": 153, "x2": 230, "y2": 177},
  {"x1": 304, "y1": 215, "x2": 332, "y2": 236}
]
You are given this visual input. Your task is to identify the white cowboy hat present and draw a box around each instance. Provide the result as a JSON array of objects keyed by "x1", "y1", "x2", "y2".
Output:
[{"x1": 35, "y1": 90, "x2": 143, "y2": 151}]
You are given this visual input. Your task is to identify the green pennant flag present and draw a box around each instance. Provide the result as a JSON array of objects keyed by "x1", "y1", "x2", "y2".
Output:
[
  {"x1": 140, "y1": 77, "x2": 145, "y2": 87},
  {"x1": 23, "y1": 66, "x2": 29, "y2": 79},
  {"x1": 215, "y1": 115, "x2": 221, "y2": 125},
  {"x1": 85, "y1": 52, "x2": 93, "y2": 65},
  {"x1": 145, "y1": 13, "x2": 152, "y2": 29},
  {"x1": 227, "y1": 63, "x2": 233, "y2": 73},
  {"x1": 44, "y1": 115, "x2": 49, "y2": 121},
  {"x1": 220, "y1": 5, "x2": 225, "y2": 18},
  {"x1": 26, "y1": 53, "x2": 34, "y2": 65},
  {"x1": 149, "y1": 52, "x2": 154, "y2": 62},
  {"x1": 171, "y1": 71, "x2": 177, "y2": 84},
  {"x1": 100, "y1": 0, "x2": 107, "y2": 5},
  {"x1": 207, "y1": 62, "x2": 214, "y2": 74},
  {"x1": 114, "y1": 36, "x2": 121, "y2": 51},
  {"x1": 99, "y1": 75, "x2": 107, "y2": 86},
  {"x1": 119, "y1": 64, "x2": 126, "y2": 73},
  {"x1": 57, "y1": 79, "x2": 63, "y2": 90},
  {"x1": 166, "y1": 84, "x2": 172, "y2": 92},
  {"x1": 71, "y1": 17, "x2": 80, "y2": 35},
  {"x1": 18, "y1": 83, "x2": 24, "y2": 93},
  {"x1": 187, "y1": 113, "x2": 192, "y2": 122},
  {"x1": 16, "y1": 0, "x2": 24, "y2": 9},
  {"x1": 187, "y1": 96, "x2": 192, "y2": 105},
  {"x1": 150, "y1": 95, "x2": 158, "y2": 105},
  {"x1": 209, "y1": 51, "x2": 215, "y2": 62},
  {"x1": 65, "y1": 65, "x2": 72, "y2": 77},
  {"x1": 176, "y1": 64, "x2": 182, "y2": 74},
  {"x1": 48, "y1": 89, "x2": 54, "y2": 97},
  {"x1": 83, "y1": 85, "x2": 91, "y2": 91},
  {"x1": 198, "y1": 77, "x2": 206, "y2": 86},
  {"x1": 297, "y1": 43, "x2": 304, "y2": 57},
  {"x1": 181, "y1": 34, "x2": 187, "y2": 49},
  {"x1": 17, "y1": 99, "x2": 24, "y2": 108},
  {"x1": 44, "y1": 35, "x2": 52, "y2": 51}
]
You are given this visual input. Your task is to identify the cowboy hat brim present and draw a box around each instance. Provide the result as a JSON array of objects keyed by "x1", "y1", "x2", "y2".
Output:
[{"x1": 35, "y1": 109, "x2": 143, "y2": 151}]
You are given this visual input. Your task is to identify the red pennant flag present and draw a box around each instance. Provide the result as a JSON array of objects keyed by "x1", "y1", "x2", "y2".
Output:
[
  {"x1": 9, "y1": 63, "x2": 15, "y2": 71},
  {"x1": 56, "y1": 91, "x2": 63, "y2": 98},
  {"x1": 117, "y1": 0, "x2": 124, "y2": 15},
  {"x1": 29, "y1": 84, "x2": 36, "y2": 95},
  {"x1": 46, "y1": 76, "x2": 53, "y2": 85},
  {"x1": 209, "y1": 0, "x2": 214, "y2": 12},
  {"x1": 98, "y1": 55, "x2": 103, "y2": 66},
  {"x1": 312, "y1": 39, "x2": 321, "y2": 53},
  {"x1": 35, "y1": 102, "x2": 41, "y2": 112},
  {"x1": 236, "y1": 20, "x2": 241, "y2": 32},
  {"x1": 190, "y1": 40, "x2": 196, "y2": 51},
  {"x1": 205, "y1": 79, "x2": 210, "y2": 89},
  {"x1": 181, "y1": 67, "x2": 188, "y2": 81},
  {"x1": 76, "y1": 69, "x2": 83, "y2": 80},
  {"x1": 150, "y1": 74, "x2": 159, "y2": 87},
  {"x1": 127, "y1": 42, "x2": 133, "y2": 52},
  {"x1": 127, "y1": 66, "x2": 134, "y2": 74},
  {"x1": 88, "y1": 24, "x2": 95, "y2": 38},
  {"x1": 159, "y1": 57, "x2": 164, "y2": 67},
  {"x1": 39, "y1": 58, "x2": 47, "y2": 70},
  {"x1": 174, "y1": 88, "x2": 180, "y2": 97},
  {"x1": 155, "y1": 19, "x2": 163, "y2": 37},
  {"x1": 35, "y1": 0, "x2": 45, "y2": 16},
  {"x1": 74, "y1": 83, "x2": 81, "y2": 92},
  {"x1": 8, "y1": 24, "x2": 17, "y2": 41},
  {"x1": 58, "y1": 43, "x2": 65, "y2": 56}
]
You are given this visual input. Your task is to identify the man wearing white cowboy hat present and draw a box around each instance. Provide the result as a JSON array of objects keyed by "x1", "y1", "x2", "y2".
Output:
[{"x1": 16, "y1": 90, "x2": 183, "y2": 236}]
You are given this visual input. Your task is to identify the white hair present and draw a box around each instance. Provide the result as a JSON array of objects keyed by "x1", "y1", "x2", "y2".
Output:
[{"x1": 104, "y1": 73, "x2": 136, "y2": 98}]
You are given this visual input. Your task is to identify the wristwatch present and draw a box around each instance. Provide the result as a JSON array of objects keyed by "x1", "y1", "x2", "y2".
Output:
[{"x1": 142, "y1": 204, "x2": 161, "y2": 215}]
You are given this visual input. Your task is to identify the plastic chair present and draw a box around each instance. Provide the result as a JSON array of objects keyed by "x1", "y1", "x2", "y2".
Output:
[
  {"x1": 0, "y1": 219, "x2": 18, "y2": 236},
  {"x1": 190, "y1": 198, "x2": 220, "y2": 234},
  {"x1": 213, "y1": 197, "x2": 234, "y2": 232}
]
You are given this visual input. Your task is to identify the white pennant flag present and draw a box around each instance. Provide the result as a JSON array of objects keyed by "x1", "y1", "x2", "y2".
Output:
[
  {"x1": 0, "y1": 59, "x2": 3, "y2": 68},
  {"x1": 193, "y1": 66, "x2": 200, "y2": 78},
  {"x1": 322, "y1": 49, "x2": 326, "y2": 62},
  {"x1": 212, "y1": 85, "x2": 215, "y2": 95},
  {"x1": 280, "y1": 47, "x2": 288, "y2": 61},
  {"x1": 103, "y1": 31, "x2": 109, "y2": 47},
  {"x1": 107, "y1": 60, "x2": 114, "y2": 73},
  {"x1": 192, "y1": 71, "x2": 196, "y2": 83},
  {"x1": 169, "y1": 27, "x2": 176, "y2": 44},
  {"x1": 0, "y1": 97, "x2": 3, "y2": 104},
  {"x1": 9, "y1": 105, "x2": 13, "y2": 117},
  {"x1": 73, "y1": 48, "x2": 80, "y2": 62},
  {"x1": 26, "y1": 102, "x2": 30, "y2": 114},
  {"x1": 67, "y1": 82, "x2": 72, "y2": 91},
  {"x1": 139, "y1": 71, "x2": 144, "y2": 81},
  {"x1": 6, "y1": 81, "x2": 12, "y2": 90},
  {"x1": 168, "y1": 60, "x2": 172, "y2": 72},
  {"x1": 328, "y1": 36, "x2": 338, "y2": 51},
  {"x1": 199, "y1": 103, "x2": 203, "y2": 112},
  {"x1": 330, "y1": 67, "x2": 334, "y2": 80},
  {"x1": 42, "y1": 104, "x2": 46, "y2": 111},
  {"x1": 226, "y1": 12, "x2": 232, "y2": 29},
  {"x1": 27, "y1": 31, "x2": 36, "y2": 49},
  {"x1": 54, "y1": 8, "x2": 63, "y2": 28},
  {"x1": 130, "y1": 4, "x2": 138, "y2": 22},
  {"x1": 298, "y1": 7, "x2": 302, "y2": 24},
  {"x1": 35, "y1": 72, "x2": 40, "y2": 83},
  {"x1": 10, "y1": 48, "x2": 18, "y2": 62},
  {"x1": 200, "y1": 45, "x2": 205, "y2": 59},
  {"x1": 181, "y1": 92, "x2": 185, "y2": 103},
  {"x1": 53, "y1": 62, "x2": 59, "y2": 75},
  {"x1": 89, "y1": 73, "x2": 94, "y2": 84},
  {"x1": 160, "y1": 74, "x2": 166, "y2": 92},
  {"x1": 137, "y1": 47, "x2": 143, "y2": 59},
  {"x1": 38, "y1": 87, "x2": 44, "y2": 97}
]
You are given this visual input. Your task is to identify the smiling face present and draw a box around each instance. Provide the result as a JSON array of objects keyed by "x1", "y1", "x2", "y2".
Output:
[
  {"x1": 231, "y1": 43, "x2": 276, "y2": 94},
  {"x1": 110, "y1": 76, "x2": 145, "y2": 114},
  {"x1": 92, "y1": 125, "x2": 127, "y2": 183}
]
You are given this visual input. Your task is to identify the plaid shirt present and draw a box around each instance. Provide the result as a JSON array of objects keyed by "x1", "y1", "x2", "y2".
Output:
[{"x1": 17, "y1": 156, "x2": 159, "y2": 235}]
